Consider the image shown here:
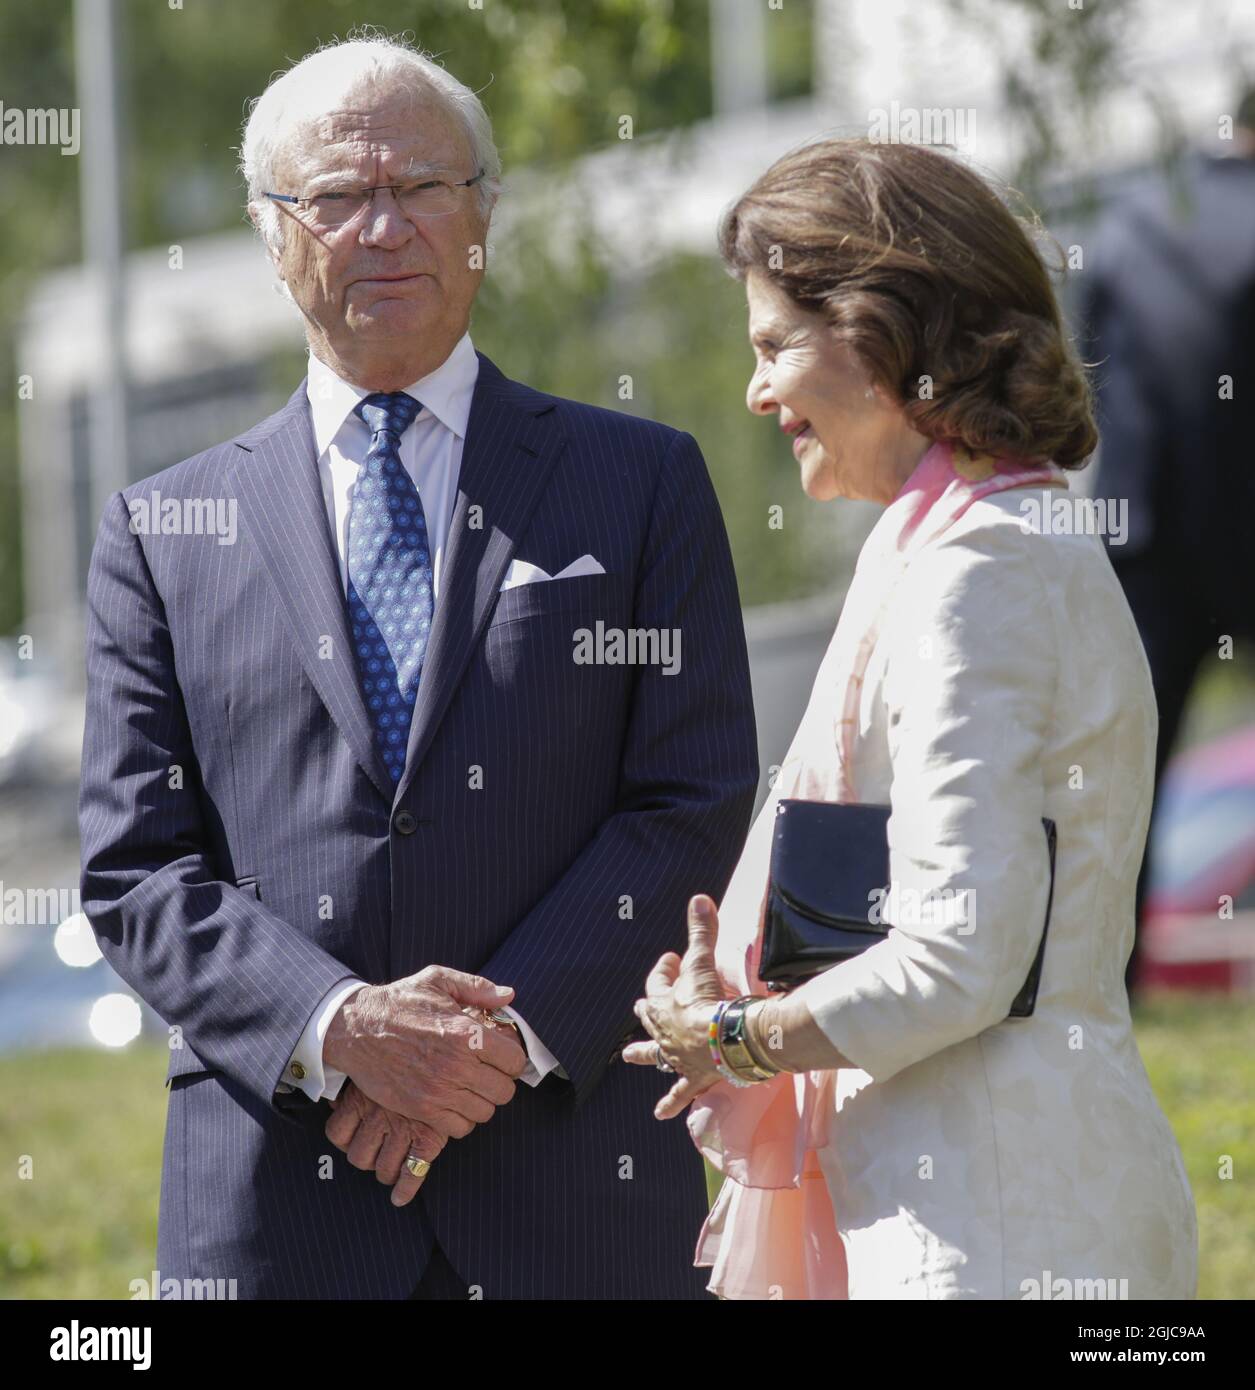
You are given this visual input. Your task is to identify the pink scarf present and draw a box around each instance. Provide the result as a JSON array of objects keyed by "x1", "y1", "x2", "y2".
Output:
[{"x1": 687, "y1": 439, "x2": 1070, "y2": 1299}]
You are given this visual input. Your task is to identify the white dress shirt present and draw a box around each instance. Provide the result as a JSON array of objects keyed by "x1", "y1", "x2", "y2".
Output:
[{"x1": 279, "y1": 332, "x2": 565, "y2": 1103}]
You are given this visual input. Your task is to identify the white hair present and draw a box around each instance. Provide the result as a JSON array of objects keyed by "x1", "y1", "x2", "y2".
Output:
[{"x1": 238, "y1": 30, "x2": 501, "y2": 259}]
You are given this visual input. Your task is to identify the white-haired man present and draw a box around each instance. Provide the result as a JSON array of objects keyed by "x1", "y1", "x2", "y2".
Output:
[{"x1": 79, "y1": 35, "x2": 757, "y2": 1298}]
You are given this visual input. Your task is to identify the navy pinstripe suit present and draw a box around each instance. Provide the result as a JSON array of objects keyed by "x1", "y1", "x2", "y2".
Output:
[{"x1": 78, "y1": 351, "x2": 759, "y2": 1299}]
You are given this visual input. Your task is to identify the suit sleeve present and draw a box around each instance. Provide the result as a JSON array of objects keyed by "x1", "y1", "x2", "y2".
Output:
[
  {"x1": 78, "y1": 490, "x2": 358, "y2": 1111},
  {"x1": 478, "y1": 429, "x2": 759, "y2": 1106},
  {"x1": 798, "y1": 520, "x2": 1056, "y2": 1083}
]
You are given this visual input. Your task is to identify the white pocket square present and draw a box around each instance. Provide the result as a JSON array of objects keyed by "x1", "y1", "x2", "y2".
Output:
[{"x1": 499, "y1": 554, "x2": 606, "y2": 591}]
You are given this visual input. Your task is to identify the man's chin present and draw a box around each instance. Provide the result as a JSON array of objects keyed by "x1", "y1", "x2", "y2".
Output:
[{"x1": 344, "y1": 299, "x2": 432, "y2": 334}]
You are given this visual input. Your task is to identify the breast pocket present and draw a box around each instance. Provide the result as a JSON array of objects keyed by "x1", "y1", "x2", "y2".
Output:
[
  {"x1": 488, "y1": 572, "x2": 627, "y2": 628},
  {"x1": 480, "y1": 573, "x2": 634, "y2": 722}
]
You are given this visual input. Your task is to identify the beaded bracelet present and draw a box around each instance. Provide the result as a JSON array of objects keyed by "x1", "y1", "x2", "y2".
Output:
[{"x1": 708, "y1": 1001, "x2": 754, "y2": 1087}]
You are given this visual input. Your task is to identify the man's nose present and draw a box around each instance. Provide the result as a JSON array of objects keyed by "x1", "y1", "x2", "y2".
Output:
[{"x1": 358, "y1": 188, "x2": 417, "y2": 247}]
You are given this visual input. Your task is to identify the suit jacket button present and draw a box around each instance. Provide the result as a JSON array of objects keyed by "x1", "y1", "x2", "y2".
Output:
[{"x1": 394, "y1": 810, "x2": 418, "y2": 835}]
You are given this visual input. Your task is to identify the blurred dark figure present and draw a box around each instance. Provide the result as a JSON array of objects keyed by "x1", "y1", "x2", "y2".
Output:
[{"x1": 1082, "y1": 89, "x2": 1255, "y2": 996}]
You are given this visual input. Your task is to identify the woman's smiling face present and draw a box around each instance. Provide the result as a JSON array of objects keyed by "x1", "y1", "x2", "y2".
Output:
[{"x1": 744, "y1": 268, "x2": 929, "y2": 505}]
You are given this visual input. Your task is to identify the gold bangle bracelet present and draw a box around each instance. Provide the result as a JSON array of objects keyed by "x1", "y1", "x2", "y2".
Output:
[
  {"x1": 741, "y1": 998, "x2": 782, "y2": 1075},
  {"x1": 719, "y1": 996, "x2": 779, "y2": 1082}
]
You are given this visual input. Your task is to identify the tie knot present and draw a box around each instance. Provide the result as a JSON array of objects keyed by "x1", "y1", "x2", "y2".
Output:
[{"x1": 355, "y1": 391, "x2": 422, "y2": 439}]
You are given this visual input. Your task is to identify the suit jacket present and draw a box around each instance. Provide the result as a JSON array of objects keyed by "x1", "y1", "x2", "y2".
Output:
[{"x1": 78, "y1": 350, "x2": 759, "y2": 1299}]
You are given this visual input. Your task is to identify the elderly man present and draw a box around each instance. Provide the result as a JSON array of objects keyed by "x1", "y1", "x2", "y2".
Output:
[{"x1": 79, "y1": 36, "x2": 757, "y2": 1300}]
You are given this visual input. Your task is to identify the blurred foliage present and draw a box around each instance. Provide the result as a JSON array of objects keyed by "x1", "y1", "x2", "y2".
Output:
[
  {"x1": 3, "y1": 992, "x2": 1250, "y2": 1298},
  {"x1": 946, "y1": 0, "x2": 1137, "y2": 211},
  {"x1": 943, "y1": 0, "x2": 1250, "y2": 215}
]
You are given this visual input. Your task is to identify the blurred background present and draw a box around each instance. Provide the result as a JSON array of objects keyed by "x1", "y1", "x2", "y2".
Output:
[{"x1": 0, "y1": 0, "x2": 1252, "y2": 1299}]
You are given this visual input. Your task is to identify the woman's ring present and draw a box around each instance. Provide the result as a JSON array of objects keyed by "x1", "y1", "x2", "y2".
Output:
[{"x1": 653, "y1": 1043, "x2": 676, "y2": 1074}]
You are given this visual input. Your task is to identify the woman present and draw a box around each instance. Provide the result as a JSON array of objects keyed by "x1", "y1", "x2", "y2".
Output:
[{"x1": 624, "y1": 137, "x2": 1198, "y2": 1300}]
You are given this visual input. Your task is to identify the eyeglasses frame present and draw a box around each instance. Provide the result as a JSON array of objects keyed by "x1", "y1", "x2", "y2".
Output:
[{"x1": 263, "y1": 169, "x2": 487, "y2": 223}]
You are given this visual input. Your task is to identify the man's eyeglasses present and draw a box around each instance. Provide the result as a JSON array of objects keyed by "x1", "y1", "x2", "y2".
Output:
[{"x1": 264, "y1": 170, "x2": 486, "y2": 228}]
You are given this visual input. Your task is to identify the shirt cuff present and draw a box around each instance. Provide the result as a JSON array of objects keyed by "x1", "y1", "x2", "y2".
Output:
[
  {"x1": 283, "y1": 977, "x2": 368, "y2": 1103},
  {"x1": 499, "y1": 1005, "x2": 568, "y2": 1086}
]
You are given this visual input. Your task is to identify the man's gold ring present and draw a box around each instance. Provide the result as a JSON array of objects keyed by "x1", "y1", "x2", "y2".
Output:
[
  {"x1": 405, "y1": 1153, "x2": 432, "y2": 1179},
  {"x1": 462, "y1": 1006, "x2": 513, "y2": 1029}
]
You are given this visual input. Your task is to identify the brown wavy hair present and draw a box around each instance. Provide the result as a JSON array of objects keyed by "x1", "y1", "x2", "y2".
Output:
[{"x1": 718, "y1": 137, "x2": 1097, "y2": 468}]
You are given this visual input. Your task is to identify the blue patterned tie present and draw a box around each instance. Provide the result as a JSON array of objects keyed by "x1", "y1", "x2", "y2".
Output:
[{"x1": 346, "y1": 391, "x2": 431, "y2": 785}]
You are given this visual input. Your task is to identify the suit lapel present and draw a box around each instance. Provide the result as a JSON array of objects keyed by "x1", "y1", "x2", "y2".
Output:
[
  {"x1": 229, "y1": 384, "x2": 396, "y2": 802},
  {"x1": 228, "y1": 355, "x2": 563, "y2": 810},
  {"x1": 394, "y1": 352, "x2": 563, "y2": 806}
]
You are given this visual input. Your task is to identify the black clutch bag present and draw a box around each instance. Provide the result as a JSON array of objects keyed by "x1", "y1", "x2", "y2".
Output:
[{"x1": 759, "y1": 800, "x2": 1057, "y2": 1019}]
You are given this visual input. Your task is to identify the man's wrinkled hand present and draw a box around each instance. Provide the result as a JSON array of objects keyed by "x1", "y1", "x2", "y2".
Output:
[
  {"x1": 322, "y1": 965, "x2": 528, "y2": 1135},
  {"x1": 326, "y1": 1080, "x2": 443, "y2": 1207}
]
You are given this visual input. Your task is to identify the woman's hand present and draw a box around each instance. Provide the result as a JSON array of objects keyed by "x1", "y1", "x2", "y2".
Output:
[{"x1": 622, "y1": 894, "x2": 732, "y2": 1119}]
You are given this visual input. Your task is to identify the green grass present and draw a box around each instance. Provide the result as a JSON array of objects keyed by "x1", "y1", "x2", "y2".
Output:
[
  {"x1": 2, "y1": 994, "x2": 1251, "y2": 1298},
  {"x1": 0, "y1": 1043, "x2": 168, "y2": 1300},
  {"x1": 1132, "y1": 992, "x2": 1255, "y2": 1300}
]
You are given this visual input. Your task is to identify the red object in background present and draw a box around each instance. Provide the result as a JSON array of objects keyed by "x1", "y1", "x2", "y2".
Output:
[{"x1": 1137, "y1": 725, "x2": 1255, "y2": 993}]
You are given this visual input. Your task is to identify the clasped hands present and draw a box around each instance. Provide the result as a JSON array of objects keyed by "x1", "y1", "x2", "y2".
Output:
[{"x1": 321, "y1": 965, "x2": 529, "y2": 1206}]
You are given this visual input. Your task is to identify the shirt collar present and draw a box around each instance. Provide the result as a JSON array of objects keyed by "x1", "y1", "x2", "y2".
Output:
[{"x1": 306, "y1": 330, "x2": 479, "y2": 456}]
